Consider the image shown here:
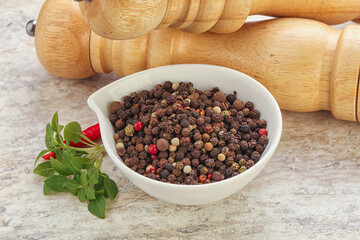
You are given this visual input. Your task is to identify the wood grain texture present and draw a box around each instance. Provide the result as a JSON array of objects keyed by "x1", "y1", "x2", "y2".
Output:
[
  {"x1": 90, "y1": 21, "x2": 359, "y2": 122},
  {"x1": 209, "y1": 0, "x2": 252, "y2": 34},
  {"x1": 34, "y1": 0, "x2": 360, "y2": 122},
  {"x1": 79, "y1": 0, "x2": 167, "y2": 40},
  {"x1": 251, "y1": 0, "x2": 360, "y2": 25},
  {"x1": 330, "y1": 25, "x2": 360, "y2": 122},
  {"x1": 35, "y1": 0, "x2": 94, "y2": 79},
  {"x1": 78, "y1": 0, "x2": 360, "y2": 39}
]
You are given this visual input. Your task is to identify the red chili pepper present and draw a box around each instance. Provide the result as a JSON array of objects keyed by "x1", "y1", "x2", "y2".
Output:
[
  {"x1": 70, "y1": 123, "x2": 101, "y2": 147},
  {"x1": 42, "y1": 152, "x2": 56, "y2": 160},
  {"x1": 42, "y1": 123, "x2": 101, "y2": 160}
]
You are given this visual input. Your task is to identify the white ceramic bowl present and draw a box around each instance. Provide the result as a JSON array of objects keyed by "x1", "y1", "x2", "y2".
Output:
[{"x1": 88, "y1": 64, "x2": 282, "y2": 205}]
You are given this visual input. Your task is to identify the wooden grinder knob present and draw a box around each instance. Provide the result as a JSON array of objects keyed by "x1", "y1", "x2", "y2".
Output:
[
  {"x1": 78, "y1": 0, "x2": 360, "y2": 39},
  {"x1": 34, "y1": 0, "x2": 360, "y2": 122}
]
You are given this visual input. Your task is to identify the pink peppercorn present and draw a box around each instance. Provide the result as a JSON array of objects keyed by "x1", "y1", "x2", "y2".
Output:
[
  {"x1": 199, "y1": 175, "x2": 207, "y2": 183},
  {"x1": 258, "y1": 128, "x2": 268, "y2": 136},
  {"x1": 148, "y1": 144, "x2": 158, "y2": 155},
  {"x1": 134, "y1": 121, "x2": 144, "y2": 131},
  {"x1": 146, "y1": 166, "x2": 157, "y2": 174}
]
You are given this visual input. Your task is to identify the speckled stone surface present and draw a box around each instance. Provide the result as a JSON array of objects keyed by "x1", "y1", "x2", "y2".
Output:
[{"x1": 1, "y1": 1, "x2": 360, "y2": 239}]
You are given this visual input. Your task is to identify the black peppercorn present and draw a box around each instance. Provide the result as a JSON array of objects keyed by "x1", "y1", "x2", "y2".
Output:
[
  {"x1": 258, "y1": 135, "x2": 269, "y2": 145},
  {"x1": 205, "y1": 158, "x2": 216, "y2": 168},
  {"x1": 225, "y1": 157, "x2": 235, "y2": 166},
  {"x1": 174, "y1": 124, "x2": 182, "y2": 134},
  {"x1": 240, "y1": 123, "x2": 250, "y2": 133},
  {"x1": 158, "y1": 159, "x2": 167, "y2": 168},
  {"x1": 212, "y1": 171, "x2": 222, "y2": 181},
  {"x1": 248, "y1": 139, "x2": 257, "y2": 149},
  {"x1": 177, "y1": 176, "x2": 184, "y2": 183},
  {"x1": 184, "y1": 177, "x2": 193, "y2": 185},
  {"x1": 210, "y1": 137, "x2": 219, "y2": 146},
  {"x1": 175, "y1": 151, "x2": 185, "y2": 161},
  {"x1": 245, "y1": 101, "x2": 254, "y2": 109},
  {"x1": 165, "y1": 163, "x2": 174, "y2": 172},
  {"x1": 225, "y1": 167, "x2": 234, "y2": 178},
  {"x1": 112, "y1": 82, "x2": 268, "y2": 184},
  {"x1": 180, "y1": 119, "x2": 190, "y2": 128},
  {"x1": 160, "y1": 169, "x2": 170, "y2": 179},
  {"x1": 246, "y1": 160, "x2": 255, "y2": 168},
  {"x1": 256, "y1": 144, "x2": 264, "y2": 153},
  {"x1": 151, "y1": 126, "x2": 160, "y2": 136},
  {"x1": 191, "y1": 159, "x2": 200, "y2": 168},
  {"x1": 251, "y1": 151, "x2": 261, "y2": 162}
]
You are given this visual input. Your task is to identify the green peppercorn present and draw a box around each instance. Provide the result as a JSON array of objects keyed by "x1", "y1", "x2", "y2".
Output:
[
  {"x1": 217, "y1": 153, "x2": 226, "y2": 161},
  {"x1": 239, "y1": 158, "x2": 246, "y2": 166},
  {"x1": 221, "y1": 110, "x2": 231, "y2": 117},
  {"x1": 188, "y1": 86, "x2": 195, "y2": 94},
  {"x1": 239, "y1": 166, "x2": 247, "y2": 173},
  {"x1": 231, "y1": 162, "x2": 240, "y2": 170},
  {"x1": 125, "y1": 124, "x2": 135, "y2": 136}
]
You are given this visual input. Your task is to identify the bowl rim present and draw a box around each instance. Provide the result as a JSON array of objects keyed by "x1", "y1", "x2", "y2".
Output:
[{"x1": 88, "y1": 64, "x2": 283, "y2": 189}]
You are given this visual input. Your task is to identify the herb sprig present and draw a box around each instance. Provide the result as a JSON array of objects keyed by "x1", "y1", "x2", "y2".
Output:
[{"x1": 34, "y1": 112, "x2": 118, "y2": 219}]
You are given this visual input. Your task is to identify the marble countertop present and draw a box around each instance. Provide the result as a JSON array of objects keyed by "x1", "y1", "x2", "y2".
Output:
[{"x1": 1, "y1": 1, "x2": 359, "y2": 239}]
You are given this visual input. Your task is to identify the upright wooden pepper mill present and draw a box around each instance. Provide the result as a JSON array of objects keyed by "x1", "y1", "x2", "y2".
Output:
[
  {"x1": 27, "y1": 0, "x2": 360, "y2": 122},
  {"x1": 76, "y1": 0, "x2": 360, "y2": 39}
]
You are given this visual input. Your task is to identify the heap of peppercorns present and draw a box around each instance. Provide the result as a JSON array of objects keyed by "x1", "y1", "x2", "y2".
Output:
[{"x1": 109, "y1": 81, "x2": 269, "y2": 185}]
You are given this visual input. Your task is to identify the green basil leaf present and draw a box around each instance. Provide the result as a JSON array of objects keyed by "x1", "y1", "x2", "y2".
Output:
[
  {"x1": 83, "y1": 163, "x2": 96, "y2": 170},
  {"x1": 53, "y1": 149, "x2": 64, "y2": 162},
  {"x1": 34, "y1": 162, "x2": 54, "y2": 177},
  {"x1": 64, "y1": 121, "x2": 82, "y2": 143},
  {"x1": 94, "y1": 176, "x2": 105, "y2": 193},
  {"x1": 45, "y1": 123, "x2": 57, "y2": 150},
  {"x1": 88, "y1": 194, "x2": 106, "y2": 219},
  {"x1": 87, "y1": 168, "x2": 99, "y2": 184},
  {"x1": 62, "y1": 179, "x2": 81, "y2": 190},
  {"x1": 104, "y1": 177, "x2": 118, "y2": 201},
  {"x1": 51, "y1": 112, "x2": 59, "y2": 132},
  {"x1": 81, "y1": 171, "x2": 88, "y2": 185},
  {"x1": 74, "y1": 157, "x2": 90, "y2": 164},
  {"x1": 78, "y1": 188, "x2": 86, "y2": 202},
  {"x1": 70, "y1": 188, "x2": 79, "y2": 196},
  {"x1": 95, "y1": 189, "x2": 105, "y2": 195},
  {"x1": 43, "y1": 183, "x2": 55, "y2": 195},
  {"x1": 63, "y1": 150, "x2": 82, "y2": 173},
  {"x1": 54, "y1": 132, "x2": 63, "y2": 145},
  {"x1": 85, "y1": 186, "x2": 96, "y2": 200},
  {"x1": 35, "y1": 149, "x2": 50, "y2": 166},
  {"x1": 74, "y1": 173, "x2": 81, "y2": 183},
  {"x1": 50, "y1": 157, "x2": 72, "y2": 176},
  {"x1": 44, "y1": 175, "x2": 66, "y2": 192},
  {"x1": 51, "y1": 112, "x2": 64, "y2": 134}
]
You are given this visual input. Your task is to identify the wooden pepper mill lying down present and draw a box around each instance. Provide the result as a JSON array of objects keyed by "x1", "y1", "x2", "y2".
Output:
[
  {"x1": 29, "y1": 0, "x2": 360, "y2": 122},
  {"x1": 77, "y1": 0, "x2": 360, "y2": 39}
]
